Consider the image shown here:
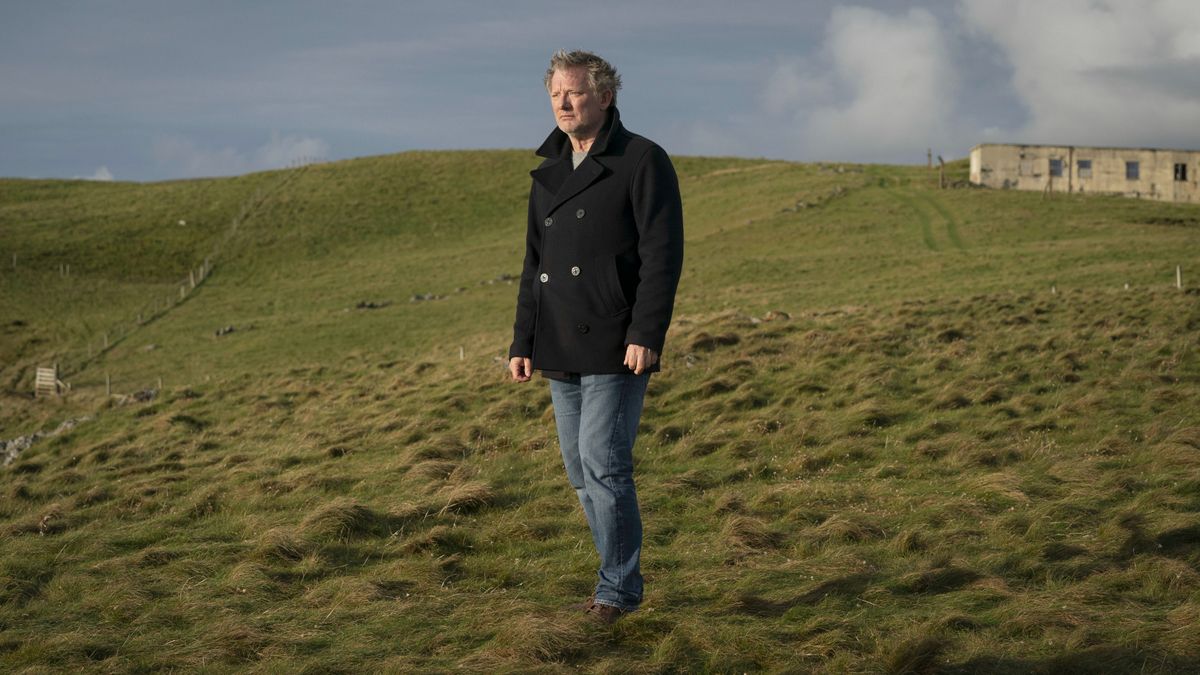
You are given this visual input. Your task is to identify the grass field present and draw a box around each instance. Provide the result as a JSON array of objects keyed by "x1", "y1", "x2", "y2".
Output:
[{"x1": 1, "y1": 150, "x2": 1199, "y2": 672}]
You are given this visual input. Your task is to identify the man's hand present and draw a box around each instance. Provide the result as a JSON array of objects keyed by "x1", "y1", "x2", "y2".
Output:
[
  {"x1": 624, "y1": 344, "x2": 658, "y2": 375},
  {"x1": 509, "y1": 356, "x2": 533, "y2": 382}
]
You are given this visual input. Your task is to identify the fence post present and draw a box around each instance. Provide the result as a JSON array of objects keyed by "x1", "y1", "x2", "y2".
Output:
[{"x1": 1178, "y1": 265, "x2": 1183, "y2": 290}]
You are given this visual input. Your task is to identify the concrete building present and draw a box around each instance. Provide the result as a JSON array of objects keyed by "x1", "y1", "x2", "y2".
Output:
[{"x1": 969, "y1": 143, "x2": 1200, "y2": 203}]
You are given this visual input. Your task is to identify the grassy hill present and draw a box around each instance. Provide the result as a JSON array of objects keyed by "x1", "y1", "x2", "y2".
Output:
[{"x1": 1, "y1": 151, "x2": 1199, "y2": 672}]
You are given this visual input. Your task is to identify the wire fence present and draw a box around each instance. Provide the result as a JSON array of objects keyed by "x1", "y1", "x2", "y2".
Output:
[{"x1": 6, "y1": 159, "x2": 320, "y2": 395}]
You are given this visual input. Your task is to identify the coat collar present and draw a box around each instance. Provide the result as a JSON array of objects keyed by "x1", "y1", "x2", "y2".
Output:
[{"x1": 531, "y1": 107, "x2": 622, "y2": 214}]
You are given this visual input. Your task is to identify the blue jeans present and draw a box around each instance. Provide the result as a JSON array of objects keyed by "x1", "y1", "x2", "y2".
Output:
[{"x1": 549, "y1": 372, "x2": 650, "y2": 611}]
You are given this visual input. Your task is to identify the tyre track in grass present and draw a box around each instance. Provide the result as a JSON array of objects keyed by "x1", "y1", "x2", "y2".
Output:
[
  {"x1": 882, "y1": 185, "x2": 966, "y2": 252},
  {"x1": 921, "y1": 191, "x2": 965, "y2": 251},
  {"x1": 884, "y1": 187, "x2": 939, "y2": 251}
]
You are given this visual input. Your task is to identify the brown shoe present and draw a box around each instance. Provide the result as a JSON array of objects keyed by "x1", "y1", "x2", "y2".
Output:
[
  {"x1": 584, "y1": 602, "x2": 628, "y2": 625},
  {"x1": 567, "y1": 596, "x2": 594, "y2": 612}
]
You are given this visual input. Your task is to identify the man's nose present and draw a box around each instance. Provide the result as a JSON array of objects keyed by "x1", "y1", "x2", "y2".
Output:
[{"x1": 558, "y1": 96, "x2": 572, "y2": 110}]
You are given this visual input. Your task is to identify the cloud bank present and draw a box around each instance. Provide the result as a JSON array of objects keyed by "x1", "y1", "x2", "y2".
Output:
[
  {"x1": 958, "y1": 0, "x2": 1200, "y2": 148},
  {"x1": 151, "y1": 131, "x2": 329, "y2": 178},
  {"x1": 694, "y1": 1, "x2": 1200, "y2": 164}
]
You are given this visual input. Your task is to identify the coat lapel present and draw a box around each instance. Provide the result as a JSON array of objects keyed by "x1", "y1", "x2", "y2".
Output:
[
  {"x1": 529, "y1": 107, "x2": 622, "y2": 215},
  {"x1": 545, "y1": 157, "x2": 605, "y2": 215}
]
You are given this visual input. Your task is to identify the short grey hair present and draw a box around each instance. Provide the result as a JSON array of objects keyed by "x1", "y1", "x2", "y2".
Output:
[{"x1": 544, "y1": 49, "x2": 622, "y2": 105}]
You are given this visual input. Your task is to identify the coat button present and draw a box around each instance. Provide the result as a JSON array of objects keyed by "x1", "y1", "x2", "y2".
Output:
[
  {"x1": 570, "y1": 266, "x2": 580, "y2": 276},
  {"x1": 576, "y1": 323, "x2": 590, "y2": 334},
  {"x1": 544, "y1": 217, "x2": 553, "y2": 227},
  {"x1": 539, "y1": 273, "x2": 549, "y2": 283},
  {"x1": 576, "y1": 209, "x2": 586, "y2": 219}
]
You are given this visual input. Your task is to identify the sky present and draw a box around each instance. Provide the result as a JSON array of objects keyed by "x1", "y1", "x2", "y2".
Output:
[{"x1": 3, "y1": 0, "x2": 1200, "y2": 182}]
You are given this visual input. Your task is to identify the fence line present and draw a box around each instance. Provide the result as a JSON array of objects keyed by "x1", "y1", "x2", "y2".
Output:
[{"x1": 25, "y1": 161, "x2": 319, "y2": 389}]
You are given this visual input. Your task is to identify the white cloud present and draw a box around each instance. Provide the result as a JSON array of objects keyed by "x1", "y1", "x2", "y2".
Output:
[
  {"x1": 78, "y1": 165, "x2": 114, "y2": 181},
  {"x1": 151, "y1": 131, "x2": 330, "y2": 178},
  {"x1": 745, "y1": 6, "x2": 963, "y2": 163},
  {"x1": 957, "y1": 0, "x2": 1200, "y2": 147},
  {"x1": 803, "y1": 7, "x2": 957, "y2": 160}
]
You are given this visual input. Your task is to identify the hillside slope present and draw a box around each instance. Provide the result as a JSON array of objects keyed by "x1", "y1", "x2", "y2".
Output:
[{"x1": 1, "y1": 152, "x2": 1199, "y2": 672}]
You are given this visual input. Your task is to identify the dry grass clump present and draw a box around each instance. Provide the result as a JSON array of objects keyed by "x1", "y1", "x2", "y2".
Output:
[
  {"x1": 410, "y1": 435, "x2": 468, "y2": 461},
  {"x1": 402, "y1": 525, "x2": 474, "y2": 555},
  {"x1": 6, "y1": 503, "x2": 68, "y2": 536},
  {"x1": 299, "y1": 497, "x2": 380, "y2": 540},
  {"x1": 185, "y1": 488, "x2": 222, "y2": 519},
  {"x1": 72, "y1": 486, "x2": 112, "y2": 508},
  {"x1": 662, "y1": 469, "x2": 714, "y2": 493},
  {"x1": 407, "y1": 459, "x2": 460, "y2": 480},
  {"x1": 809, "y1": 513, "x2": 886, "y2": 544},
  {"x1": 838, "y1": 401, "x2": 900, "y2": 436},
  {"x1": 722, "y1": 515, "x2": 781, "y2": 553},
  {"x1": 255, "y1": 527, "x2": 312, "y2": 563},
  {"x1": 1162, "y1": 425, "x2": 1200, "y2": 451},
  {"x1": 459, "y1": 610, "x2": 596, "y2": 670},
  {"x1": 712, "y1": 491, "x2": 746, "y2": 515},
  {"x1": 221, "y1": 561, "x2": 280, "y2": 598},
  {"x1": 437, "y1": 481, "x2": 496, "y2": 515},
  {"x1": 689, "y1": 331, "x2": 741, "y2": 352},
  {"x1": 301, "y1": 575, "x2": 380, "y2": 608},
  {"x1": 648, "y1": 626, "x2": 709, "y2": 671},
  {"x1": 878, "y1": 631, "x2": 948, "y2": 674}
]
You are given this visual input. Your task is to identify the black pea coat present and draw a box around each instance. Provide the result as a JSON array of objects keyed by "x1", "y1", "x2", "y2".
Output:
[{"x1": 508, "y1": 107, "x2": 684, "y2": 375}]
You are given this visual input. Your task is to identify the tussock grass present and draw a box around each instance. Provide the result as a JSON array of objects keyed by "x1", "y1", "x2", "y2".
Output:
[
  {"x1": 437, "y1": 481, "x2": 496, "y2": 515},
  {"x1": 2, "y1": 154, "x2": 1199, "y2": 671},
  {"x1": 299, "y1": 497, "x2": 380, "y2": 540}
]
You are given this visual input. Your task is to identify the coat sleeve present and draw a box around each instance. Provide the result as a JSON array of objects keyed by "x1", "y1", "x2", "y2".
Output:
[
  {"x1": 625, "y1": 144, "x2": 684, "y2": 354},
  {"x1": 508, "y1": 185, "x2": 541, "y2": 359}
]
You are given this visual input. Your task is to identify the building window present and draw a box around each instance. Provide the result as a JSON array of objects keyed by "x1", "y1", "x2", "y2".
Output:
[
  {"x1": 1077, "y1": 159, "x2": 1092, "y2": 178},
  {"x1": 1126, "y1": 161, "x2": 1140, "y2": 180},
  {"x1": 1049, "y1": 158, "x2": 1063, "y2": 177},
  {"x1": 1019, "y1": 159, "x2": 1034, "y2": 176},
  {"x1": 1175, "y1": 163, "x2": 1188, "y2": 181}
]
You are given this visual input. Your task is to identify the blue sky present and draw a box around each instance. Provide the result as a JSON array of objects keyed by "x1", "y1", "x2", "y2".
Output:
[{"x1": 3, "y1": 1, "x2": 1199, "y2": 182}]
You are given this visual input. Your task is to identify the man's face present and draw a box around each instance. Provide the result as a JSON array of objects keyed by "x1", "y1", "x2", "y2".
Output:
[{"x1": 549, "y1": 66, "x2": 612, "y2": 139}]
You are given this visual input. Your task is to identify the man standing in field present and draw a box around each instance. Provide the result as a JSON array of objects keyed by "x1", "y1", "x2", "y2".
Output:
[{"x1": 508, "y1": 50, "x2": 684, "y2": 624}]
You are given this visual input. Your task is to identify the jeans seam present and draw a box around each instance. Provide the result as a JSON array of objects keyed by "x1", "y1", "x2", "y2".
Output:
[{"x1": 605, "y1": 376, "x2": 630, "y2": 596}]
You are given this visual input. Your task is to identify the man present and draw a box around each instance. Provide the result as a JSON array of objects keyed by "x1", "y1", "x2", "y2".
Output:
[{"x1": 507, "y1": 50, "x2": 684, "y2": 624}]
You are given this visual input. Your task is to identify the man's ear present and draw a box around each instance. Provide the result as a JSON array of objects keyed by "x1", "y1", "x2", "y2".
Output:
[{"x1": 600, "y1": 89, "x2": 614, "y2": 109}]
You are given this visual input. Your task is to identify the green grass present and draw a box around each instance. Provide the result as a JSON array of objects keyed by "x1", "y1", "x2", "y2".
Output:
[{"x1": 1, "y1": 152, "x2": 1199, "y2": 672}]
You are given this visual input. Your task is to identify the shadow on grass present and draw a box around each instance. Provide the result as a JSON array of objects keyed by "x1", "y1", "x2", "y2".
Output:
[
  {"x1": 731, "y1": 572, "x2": 875, "y2": 617},
  {"x1": 939, "y1": 646, "x2": 1200, "y2": 674}
]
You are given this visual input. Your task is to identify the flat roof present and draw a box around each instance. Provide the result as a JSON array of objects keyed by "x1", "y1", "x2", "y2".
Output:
[{"x1": 971, "y1": 142, "x2": 1200, "y2": 154}]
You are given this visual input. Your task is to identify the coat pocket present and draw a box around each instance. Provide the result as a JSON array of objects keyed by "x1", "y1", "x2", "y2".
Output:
[{"x1": 597, "y1": 254, "x2": 630, "y2": 316}]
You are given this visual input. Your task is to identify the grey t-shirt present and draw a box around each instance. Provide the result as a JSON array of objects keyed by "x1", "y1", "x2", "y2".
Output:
[{"x1": 572, "y1": 150, "x2": 587, "y2": 169}]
